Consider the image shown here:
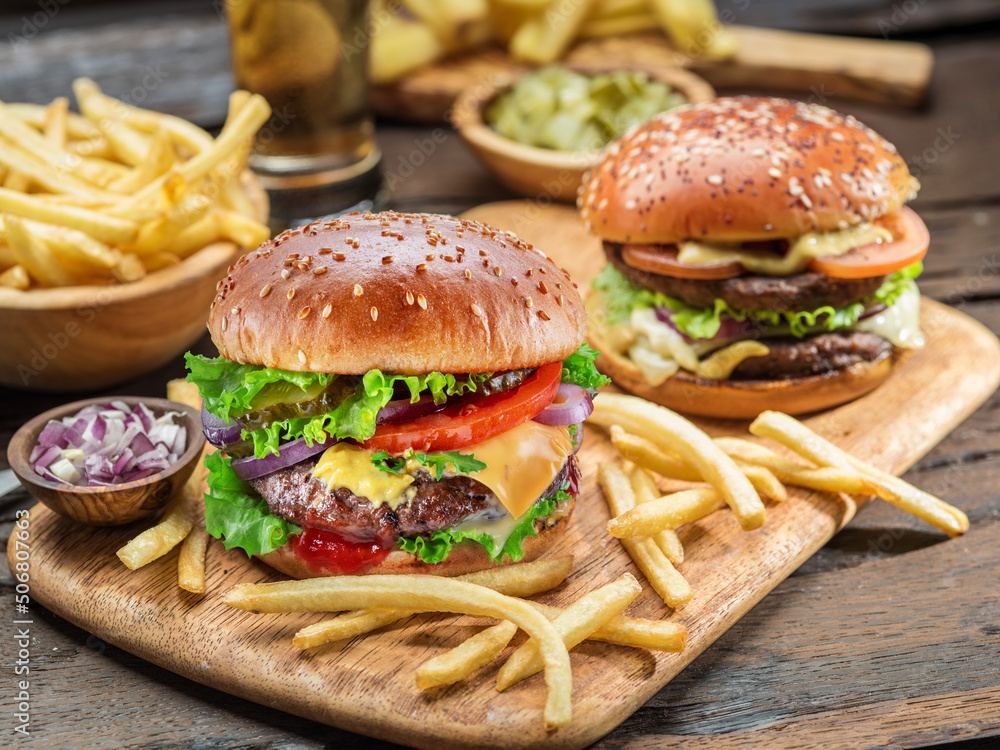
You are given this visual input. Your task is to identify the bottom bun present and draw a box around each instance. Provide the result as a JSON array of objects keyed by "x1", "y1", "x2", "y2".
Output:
[
  {"x1": 592, "y1": 330, "x2": 905, "y2": 419},
  {"x1": 257, "y1": 495, "x2": 575, "y2": 579}
]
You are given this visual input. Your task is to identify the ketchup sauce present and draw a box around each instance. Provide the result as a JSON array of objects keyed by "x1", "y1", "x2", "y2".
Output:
[{"x1": 292, "y1": 527, "x2": 392, "y2": 574}]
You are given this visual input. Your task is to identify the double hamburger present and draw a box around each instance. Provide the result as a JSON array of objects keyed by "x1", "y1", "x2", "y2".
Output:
[
  {"x1": 579, "y1": 96, "x2": 928, "y2": 417},
  {"x1": 186, "y1": 211, "x2": 606, "y2": 578}
]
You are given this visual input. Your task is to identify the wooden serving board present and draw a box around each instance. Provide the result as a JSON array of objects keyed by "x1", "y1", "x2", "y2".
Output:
[
  {"x1": 13, "y1": 202, "x2": 1000, "y2": 750},
  {"x1": 371, "y1": 26, "x2": 934, "y2": 123}
]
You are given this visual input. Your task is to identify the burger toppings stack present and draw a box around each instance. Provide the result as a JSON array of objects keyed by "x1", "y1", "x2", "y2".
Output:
[
  {"x1": 579, "y1": 96, "x2": 929, "y2": 418},
  {"x1": 185, "y1": 211, "x2": 607, "y2": 578}
]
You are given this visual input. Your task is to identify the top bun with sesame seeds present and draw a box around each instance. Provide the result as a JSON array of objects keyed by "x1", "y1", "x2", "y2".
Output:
[
  {"x1": 579, "y1": 96, "x2": 919, "y2": 244},
  {"x1": 187, "y1": 211, "x2": 606, "y2": 580},
  {"x1": 208, "y1": 211, "x2": 586, "y2": 374},
  {"x1": 578, "y1": 96, "x2": 929, "y2": 419}
]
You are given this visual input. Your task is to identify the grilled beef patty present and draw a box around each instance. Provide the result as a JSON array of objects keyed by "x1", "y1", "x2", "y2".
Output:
[
  {"x1": 250, "y1": 453, "x2": 578, "y2": 545},
  {"x1": 729, "y1": 331, "x2": 892, "y2": 380},
  {"x1": 606, "y1": 242, "x2": 887, "y2": 312}
]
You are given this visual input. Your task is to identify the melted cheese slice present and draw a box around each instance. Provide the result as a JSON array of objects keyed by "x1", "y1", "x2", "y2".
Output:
[
  {"x1": 677, "y1": 222, "x2": 892, "y2": 276},
  {"x1": 313, "y1": 443, "x2": 415, "y2": 509},
  {"x1": 311, "y1": 421, "x2": 572, "y2": 520},
  {"x1": 467, "y1": 421, "x2": 573, "y2": 519}
]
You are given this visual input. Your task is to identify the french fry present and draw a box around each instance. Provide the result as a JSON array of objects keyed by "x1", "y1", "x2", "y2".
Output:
[
  {"x1": 416, "y1": 620, "x2": 518, "y2": 689},
  {"x1": 217, "y1": 208, "x2": 270, "y2": 250},
  {"x1": 535, "y1": 603, "x2": 686, "y2": 652},
  {"x1": 370, "y1": 16, "x2": 445, "y2": 85},
  {"x1": 580, "y1": 11, "x2": 659, "y2": 38},
  {"x1": 714, "y1": 436, "x2": 875, "y2": 494},
  {"x1": 166, "y1": 377, "x2": 203, "y2": 409},
  {"x1": 178, "y1": 525, "x2": 208, "y2": 595},
  {"x1": 116, "y1": 485, "x2": 196, "y2": 570},
  {"x1": 648, "y1": 0, "x2": 737, "y2": 58},
  {"x1": 591, "y1": 394, "x2": 765, "y2": 530},
  {"x1": 0, "y1": 264, "x2": 30, "y2": 289},
  {"x1": 496, "y1": 573, "x2": 641, "y2": 691},
  {"x1": 226, "y1": 575, "x2": 574, "y2": 730},
  {"x1": 24, "y1": 220, "x2": 121, "y2": 270},
  {"x1": 749, "y1": 411, "x2": 969, "y2": 536},
  {"x1": 608, "y1": 487, "x2": 725, "y2": 537},
  {"x1": 509, "y1": 0, "x2": 600, "y2": 64},
  {"x1": 5, "y1": 215, "x2": 75, "y2": 287},
  {"x1": 598, "y1": 462, "x2": 692, "y2": 608},
  {"x1": 111, "y1": 253, "x2": 146, "y2": 283},
  {"x1": 43, "y1": 97, "x2": 69, "y2": 148},
  {"x1": 737, "y1": 461, "x2": 787, "y2": 503},
  {"x1": 610, "y1": 424, "x2": 699, "y2": 481},
  {"x1": 628, "y1": 464, "x2": 684, "y2": 564},
  {"x1": 6, "y1": 102, "x2": 102, "y2": 140},
  {"x1": 0, "y1": 187, "x2": 138, "y2": 244},
  {"x1": 3, "y1": 169, "x2": 29, "y2": 192},
  {"x1": 293, "y1": 555, "x2": 574, "y2": 649},
  {"x1": 73, "y1": 78, "x2": 154, "y2": 167}
]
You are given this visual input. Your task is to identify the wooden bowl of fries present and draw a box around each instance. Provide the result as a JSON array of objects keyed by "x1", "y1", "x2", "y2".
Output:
[
  {"x1": 450, "y1": 64, "x2": 715, "y2": 202},
  {"x1": 7, "y1": 395, "x2": 205, "y2": 526},
  {"x1": 0, "y1": 81, "x2": 272, "y2": 391}
]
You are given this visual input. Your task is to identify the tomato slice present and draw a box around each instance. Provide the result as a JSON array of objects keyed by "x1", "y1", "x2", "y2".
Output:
[
  {"x1": 363, "y1": 362, "x2": 562, "y2": 454},
  {"x1": 808, "y1": 206, "x2": 929, "y2": 279},
  {"x1": 622, "y1": 243, "x2": 743, "y2": 280}
]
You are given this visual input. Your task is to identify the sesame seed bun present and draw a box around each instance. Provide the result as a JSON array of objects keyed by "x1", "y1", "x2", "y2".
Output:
[
  {"x1": 590, "y1": 327, "x2": 905, "y2": 418},
  {"x1": 208, "y1": 211, "x2": 587, "y2": 374},
  {"x1": 578, "y1": 96, "x2": 919, "y2": 244},
  {"x1": 257, "y1": 495, "x2": 574, "y2": 579}
]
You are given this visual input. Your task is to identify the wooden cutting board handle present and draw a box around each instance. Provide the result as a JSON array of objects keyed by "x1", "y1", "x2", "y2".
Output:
[{"x1": 690, "y1": 25, "x2": 933, "y2": 107}]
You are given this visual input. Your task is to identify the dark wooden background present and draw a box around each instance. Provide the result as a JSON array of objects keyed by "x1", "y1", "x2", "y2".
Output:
[{"x1": 1, "y1": 1, "x2": 999, "y2": 748}]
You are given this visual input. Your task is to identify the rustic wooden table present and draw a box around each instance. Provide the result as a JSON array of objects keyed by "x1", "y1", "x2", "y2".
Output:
[{"x1": 1, "y1": 1, "x2": 999, "y2": 748}]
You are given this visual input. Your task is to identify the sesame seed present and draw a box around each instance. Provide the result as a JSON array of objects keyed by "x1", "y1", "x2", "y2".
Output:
[
  {"x1": 417, "y1": 294, "x2": 427, "y2": 309},
  {"x1": 260, "y1": 283, "x2": 271, "y2": 298},
  {"x1": 370, "y1": 307, "x2": 378, "y2": 322},
  {"x1": 298, "y1": 349, "x2": 306, "y2": 364},
  {"x1": 281, "y1": 269, "x2": 290, "y2": 279},
  {"x1": 322, "y1": 303, "x2": 332, "y2": 318},
  {"x1": 479, "y1": 249, "x2": 488, "y2": 257},
  {"x1": 768, "y1": 167, "x2": 782, "y2": 179},
  {"x1": 313, "y1": 267, "x2": 327, "y2": 275},
  {"x1": 416, "y1": 263, "x2": 428, "y2": 272},
  {"x1": 426, "y1": 254, "x2": 436, "y2": 261},
  {"x1": 525, "y1": 297, "x2": 533, "y2": 308},
  {"x1": 471, "y1": 303, "x2": 482, "y2": 317},
  {"x1": 406, "y1": 291, "x2": 414, "y2": 305},
  {"x1": 383, "y1": 256, "x2": 393, "y2": 264},
  {"x1": 538, "y1": 281, "x2": 548, "y2": 294},
  {"x1": 464, "y1": 269, "x2": 472, "y2": 279},
  {"x1": 334, "y1": 253, "x2": 346, "y2": 261},
  {"x1": 287, "y1": 288, "x2": 295, "y2": 301},
  {"x1": 221, "y1": 317, "x2": 228, "y2": 331},
  {"x1": 706, "y1": 174, "x2": 723, "y2": 185},
  {"x1": 538, "y1": 310, "x2": 550, "y2": 321},
  {"x1": 299, "y1": 307, "x2": 311, "y2": 319},
  {"x1": 354, "y1": 284, "x2": 363, "y2": 296},
  {"x1": 557, "y1": 294, "x2": 564, "y2": 306},
  {"x1": 494, "y1": 267, "x2": 502, "y2": 277}
]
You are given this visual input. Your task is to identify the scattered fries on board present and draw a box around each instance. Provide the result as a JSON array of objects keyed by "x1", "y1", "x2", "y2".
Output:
[
  {"x1": 0, "y1": 80, "x2": 271, "y2": 290},
  {"x1": 589, "y1": 393, "x2": 969, "y2": 609},
  {"x1": 116, "y1": 379, "x2": 212, "y2": 595},
  {"x1": 224, "y1": 559, "x2": 687, "y2": 731},
  {"x1": 370, "y1": 0, "x2": 737, "y2": 84}
]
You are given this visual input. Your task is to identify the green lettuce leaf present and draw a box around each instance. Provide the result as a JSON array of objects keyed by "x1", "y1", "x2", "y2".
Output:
[
  {"x1": 561, "y1": 341, "x2": 610, "y2": 396},
  {"x1": 593, "y1": 262, "x2": 923, "y2": 339},
  {"x1": 396, "y1": 484, "x2": 572, "y2": 565},
  {"x1": 186, "y1": 356, "x2": 491, "y2": 458},
  {"x1": 371, "y1": 449, "x2": 487, "y2": 481},
  {"x1": 202, "y1": 451, "x2": 301, "y2": 558}
]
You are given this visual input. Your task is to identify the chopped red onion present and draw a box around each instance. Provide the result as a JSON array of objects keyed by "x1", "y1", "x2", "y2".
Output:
[
  {"x1": 376, "y1": 394, "x2": 448, "y2": 425},
  {"x1": 201, "y1": 401, "x2": 243, "y2": 448},
  {"x1": 533, "y1": 383, "x2": 593, "y2": 427},
  {"x1": 31, "y1": 401, "x2": 188, "y2": 486}
]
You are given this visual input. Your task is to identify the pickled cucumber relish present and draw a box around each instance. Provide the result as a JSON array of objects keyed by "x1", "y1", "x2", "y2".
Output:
[{"x1": 486, "y1": 66, "x2": 688, "y2": 152}]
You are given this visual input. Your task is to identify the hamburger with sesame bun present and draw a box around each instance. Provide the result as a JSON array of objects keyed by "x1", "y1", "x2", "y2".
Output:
[
  {"x1": 185, "y1": 211, "x2": 607, "y2": 578},
  {"x1": 579, "y1": 96, "x2": 928, "y2": 418}
]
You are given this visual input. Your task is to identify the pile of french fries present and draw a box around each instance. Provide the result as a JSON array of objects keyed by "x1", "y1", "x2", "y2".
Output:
[
  {"x1": 116, "y1": 380, "x2": 212, "y2": 595},
  {"x1": 371, "y1": 0, "x2": 737, "y2": 84},
  {"x1": 227, "y1": 556, "x2": 687, "y2": 730},
  {"x1": 0, "y1": 80, "x2": 271, "y2": 290},
  {"x1": 591, "y1": 394, "x2": 969, "y2": 610}
]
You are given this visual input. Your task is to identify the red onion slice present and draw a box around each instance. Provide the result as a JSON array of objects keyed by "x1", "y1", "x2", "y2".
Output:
[
  {"x1": 533, "y1": 383, "x2": 593, "y2": 427},
  {"x1": 31, "y1": 401, "x2": 187, "y2": 486},
  {"x1": 376, "y1": 394, "x2": 448, "y2": 425},
  {"x1": 201, "y1": 401, "x2": 243, "y2": 447},
  {"x1": 230, "y1": 434, "x2": 337, "y2": 481}
]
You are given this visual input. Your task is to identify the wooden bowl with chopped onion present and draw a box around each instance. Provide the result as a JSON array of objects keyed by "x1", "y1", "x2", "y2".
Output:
[
  {"x1": 451, "y1": 64, "x2": 715, "y2": 202},
  {"x1": 7, "y1": 396, "x2": 205, "y2": 525}
]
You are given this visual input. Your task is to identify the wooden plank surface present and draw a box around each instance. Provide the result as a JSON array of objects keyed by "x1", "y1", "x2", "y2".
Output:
[{"x1": 10, "y1": 198, "x2": 1000, "y2": 748}]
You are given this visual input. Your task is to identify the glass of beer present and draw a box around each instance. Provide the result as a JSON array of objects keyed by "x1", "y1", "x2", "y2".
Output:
[{"x1": 225, "y1": 0, "x2": 384, "y2": 227}]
